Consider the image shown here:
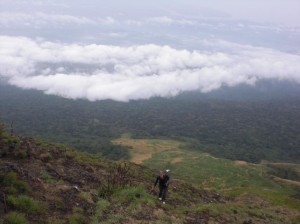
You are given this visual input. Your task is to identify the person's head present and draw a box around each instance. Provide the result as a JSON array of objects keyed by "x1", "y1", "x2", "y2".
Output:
[{"x1": 159, "y1": 170, "x2": 164, "y2": 178}]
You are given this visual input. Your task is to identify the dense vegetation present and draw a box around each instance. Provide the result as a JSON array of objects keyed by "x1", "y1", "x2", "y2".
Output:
[{"x1": 0, "y1": 82, "x2": 300, "y2": 163}]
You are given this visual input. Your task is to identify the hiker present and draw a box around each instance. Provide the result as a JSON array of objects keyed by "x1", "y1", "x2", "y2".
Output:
[{"x1": 153, "y1": 169, "x2": 170, "y2": 204}]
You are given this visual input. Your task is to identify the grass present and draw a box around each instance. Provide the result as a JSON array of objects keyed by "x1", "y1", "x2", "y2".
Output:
[
  {"x1": 112, "y1": 135, "x2": 300, "y2": 211},
  {"x1": 92, "y1": 186, "x2": 158, "y2": 223},
  {"x1": 41, "y1": 170, "x2": 56, "y2": 184},
  {"x1": 0, "y1": 172, "x2": 30, "y2": 194},
  {"x1": 3, "y1": 212, "x2": 28, "y2": 224},
  {"x1": 112, "y1": 186, "x2": 156, "y2": 207},
  {"x1": 79, "y1": 192, "x2": 95, "y2": 204},
  {"x1": 193, "y1": 203, "x2": 292, "y2": 224},
  {"x1": 92, "y1": 198, "x2": 111, "y2": 224},
  {"x1": 66, "y1": 149, "x2": 104, "y2": 166},
  {"x1": 68, "y1": 213, "x2": 88, "y2": 224},
  {"x1": 7, "y1": 195, "x2": 45, "y2": 214}
]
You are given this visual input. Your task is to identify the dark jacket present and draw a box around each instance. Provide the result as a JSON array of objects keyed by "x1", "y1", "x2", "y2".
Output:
[{"x1": 154, "y1": 173, "x2": 170, "y2": 188}]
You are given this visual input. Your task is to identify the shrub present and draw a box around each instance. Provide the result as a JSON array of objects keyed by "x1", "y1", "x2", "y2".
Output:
[
  {"x1": 2, "y1": 138, "x2": 9, "y2": 144},
  {"x1": 98, "y1": 163, "x2": 132, "y2": 199},
  {"x1": 113, "y1": 186, "x2": 155, "y2": 206},
  {"x1": 41, "y1": 171, "x2": 55, "y2": 184},
  {"x1": 53, "y1": 198, "x2": 65, "y2": 209},
  {"x1": 4, "y1": 212, "x2": 28, "y2": 224},
  {"x1": 39, "y1": 153, "x2": 52, "y2": 162},
  {"x1": 92, "y1": 198, "x2": 110, "y2": 223},
  {"x1": 79, "y1": 192, "x2": 94, "y2": 204},
  {"x1": 0, "y1": 172, "x2": 30, "y2": 193},
  {"x1": 1, "y1": 132, "x2": 10, "y2": 140},
  {"x1": 15, "y1": 151, "x2": 28, "y2": 159},
  {"x1": 7, "y1": 195, "x2": 45, "y2": 214},
  {"x1": 68, "y1": 213, "x2": 89, "y2": 224},
  {"x1": 47, "y1": 218, "x2": 65, "y2": 224}
]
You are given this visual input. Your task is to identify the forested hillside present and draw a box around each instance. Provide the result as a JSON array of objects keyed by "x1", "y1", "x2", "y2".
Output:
[{"x1": 0, "y1": 82, "x2": 300, "y2": 163}]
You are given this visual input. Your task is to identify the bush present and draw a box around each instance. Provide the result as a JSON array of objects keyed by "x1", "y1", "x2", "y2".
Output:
[
  {"x1": 113, "y1": 186, "x2": 155, "y2": 206},
  {"x1": 0, "y1": 172, "x2": 29, "y2": 193},
  {"x1": 68, "y1": 213, "x2": 89, "y2": 224},
  {"x1": 98, "y1": 163, "x2": 132, "y2": 199},
  {"x1": 79, "y1": 192, "x2": 94, "y2": 204},
  {"x1": 1, "y1": 132, "x2": 10, "y2": 140},
  {"x1": 41, "y1": 171, "x2": 55, "y2": 184},
  {"x1": 4, "y1": 212, "x2": 28, "y2": 224},
  {"x1": 15, "y1": 151, "x2": 28, "y2": 159},
  {"x1": 92, "y1": 198, "x2": 110, "y2": 223},
  {"x1": 7, "y1": 195, "x2": 45, "y2": 214}
]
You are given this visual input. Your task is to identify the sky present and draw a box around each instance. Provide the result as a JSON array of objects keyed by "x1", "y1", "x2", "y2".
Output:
[{"x1": 0, "y1": 0, "x2": 300, "y2": 101}]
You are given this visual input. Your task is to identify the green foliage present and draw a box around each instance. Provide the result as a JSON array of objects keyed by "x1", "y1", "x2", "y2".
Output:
[
  {"x1": 0, "y1": 122, "x2": 6, "y2": 133},
  {"x1": 36, "y1": 139, "x2": 45, "y2": 146},
  {"x1": 79, "y1": 192, "x2": 94, "y2": 204},
  {"x1": 98, "y1": 163, "x2": 132, "y2": 199},
  {"x1": 267, "y1": 164, "x2": 300, "y2": 182},
  {"x1": 113, "y1": 186, "x2": 155, "y2": 206},
  {"x1": 0, "y1": 130, "x2": 19, "y2": 145},
  {"x1": 68, "y1": 213, "x2": 89, "y2": 224},
  {"x1": 15, "y1": 151, "x2": 28, "y2": 159},
  {"x1": 193, "y1": 201, "x2": 298, "y2": 224},
  {"x1": 53, "y1": 198, "x2": 65, "y2": 209},
  {"x1": 7, "y1": 195, "x2": 45, "y2": 214},
  {"x1": 99, "y1": 214, "x2": 123, "y2": 224},
  {"x1": 1, "y1": 132, "x2": 10, "y2": 140},
  {"x1": 139, "y1": 142, "x2": 300, "y2": 210},
  {"x1": 39, "y1": 152, "x2": 52, "y2": 162},
  {"x1": 92, "y1": 199, "x2": 111, "y2": 224},
  {"x1": 1, "y1": 84, "x2": 299, "y2": 163},
  {"x1": 47, "y1": 218, "x2": 65, "y2": 224},
  {"x1": 4, "y1": 212, "x2": 28, "y2": 224},
  {"x1": 67, "y1": 150, "x2": 103, "y2": 166},
  {"x1": 0, "y1": 172, "x2": 30, "y2": 193},
  {"x1": 41, "y1": 170, "x2": 55, "y2": 184}
]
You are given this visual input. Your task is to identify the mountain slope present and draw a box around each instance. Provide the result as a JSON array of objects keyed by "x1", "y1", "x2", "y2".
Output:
[{"x1": 1, "y1": 125, "x2": 299, "y2": 223}]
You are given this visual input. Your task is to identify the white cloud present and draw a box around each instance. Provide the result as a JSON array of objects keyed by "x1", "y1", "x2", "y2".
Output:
[
  {"x1": 0, "y1": 12, "x2": 96, "y2": 27},
  {"x1": 97, "y1": 17, "x2": 118, "y2": 25},
  {"x1": 0, "y1": 36, "x2": 300, "y2": 101},
  {"x1": 147, "y1": 16, "x2": 195, "y2": 26}
]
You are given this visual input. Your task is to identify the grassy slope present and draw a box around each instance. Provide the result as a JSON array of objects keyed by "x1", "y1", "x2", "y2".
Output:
[
  {"x1": 1, "y1": 128, "x2": 300, "y2": 223},
  {"x1": 0, "y1": 129, "x2": 263, "y2": 224},
  {"x1": 112, "y1": 135, "x2": 300, "y2": 213}
]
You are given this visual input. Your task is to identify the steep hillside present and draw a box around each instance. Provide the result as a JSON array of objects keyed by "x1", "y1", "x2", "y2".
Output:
[{"x1": 1, "y1": 125, "x2": 299, "y2": 223}]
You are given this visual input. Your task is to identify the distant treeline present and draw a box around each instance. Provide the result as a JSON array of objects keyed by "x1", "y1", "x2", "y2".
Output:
[{"x1": 0, "y1": 83, "x2": 300, "y2": 163}]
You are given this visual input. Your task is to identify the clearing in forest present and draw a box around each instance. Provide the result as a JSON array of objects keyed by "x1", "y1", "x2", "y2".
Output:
[{"x1": 112, "y1": 134, "x2": 184, "y2": 164}]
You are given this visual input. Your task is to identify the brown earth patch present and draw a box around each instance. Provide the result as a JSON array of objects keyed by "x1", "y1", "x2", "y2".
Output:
[
  {"x1": 171, "y1": 157, "x2": 183, "y2": 164},
  {"x1": 112, "y1": 137, "x2": 184, "y2": 164},
  {"x1": 132, "y1": 153, "x2": 153, "y2": 164},
  {"x1": 273, "y1": 177, "x2": 300, "y2": 188},
  {"x1": 234, "y1": 160, "x2": 248, "y2": 166}
]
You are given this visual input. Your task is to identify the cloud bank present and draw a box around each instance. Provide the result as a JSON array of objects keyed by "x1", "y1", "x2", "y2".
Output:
[{"x1": 0, "y1": 36, "x2": 300, "y2": 101}]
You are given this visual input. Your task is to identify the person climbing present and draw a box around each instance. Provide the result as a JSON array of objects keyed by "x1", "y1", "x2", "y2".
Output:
[{"x1": 153, "y1": 169, "x2": 170, "y2": 204}]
